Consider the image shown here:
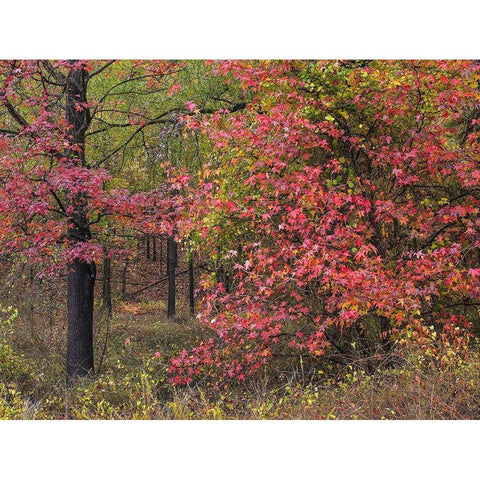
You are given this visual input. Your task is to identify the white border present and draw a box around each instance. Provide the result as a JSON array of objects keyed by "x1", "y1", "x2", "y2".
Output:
[
  {"x1": 1, "y1": 0, "x2": 478, "y2": 58},
  {"x1": 1, "y1": 420, "x2": 478, "y2": 478},
  {"x1": 1, "y1": 1, "x2": 478, "y2": 477}
]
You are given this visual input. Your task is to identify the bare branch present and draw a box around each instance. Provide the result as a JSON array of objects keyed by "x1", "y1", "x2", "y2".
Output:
[{"x1": 89, "y1": 60, "x2": 117, "y2": 78}]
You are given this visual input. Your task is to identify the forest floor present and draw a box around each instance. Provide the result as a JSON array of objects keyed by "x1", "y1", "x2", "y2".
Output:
[{"x1": 1, "y1": 297, "x2": 480, "y2": 420}]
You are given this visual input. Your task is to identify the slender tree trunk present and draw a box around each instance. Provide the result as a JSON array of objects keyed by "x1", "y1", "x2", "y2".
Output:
[
  {"x1": 380, "y1": 315, "x2": 393, "y2": 365},
  {"x1": 224, "y1": 270, "x2": 231, "y2": 294},
  {"x1": 25, "y1": 266, "x2": 35, "y2": 337},
  {"x1": 146, "y1": 234, "x2": 151, "y2": 259},
  {"x1": 189, "y1": 250, "x2": 195, "y2": 316},
  {"x1": 167, "y1": 233, "x2": 176, "y2": 318},
  {"x1": 152, "y1": 236, "x2": 157, "y2": 262},
  {"x1": 355, "y1": 323, "x2": 375, "y2": 374},
  {"x1": 174, "y1": 238, "x2": 178, "y2": 269},
  {"x1": 103, "y1": 254, "x2": 112, "y2": 317},
  {"x1": 121, "y1": 260, "x2": 128, "y2": 298},
  {"x1": 65, "y1": 61, "x2": 95, "y2": 380},
  {"x1": 215, "y1": 246, "x2": 224, "y2": 285},
  {"x1": 159, "y1": 238, "x2": 163, "y2": 276},
  {"x1": 99, "y1": 252, "x2": 112, "y2": 374}
]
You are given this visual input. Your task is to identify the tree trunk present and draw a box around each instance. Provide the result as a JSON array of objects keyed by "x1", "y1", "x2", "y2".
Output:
[
  {"x1": 67, "y1": 259, "x2": 95, "y2": 378},
  {"x1": 25, "y1": 266, "x2": 35, "y2": 337},
  {"x1": 159, "y1": 238, "x2": 163, "y2": 275},
  {"x1": 65, "y1": 61, "x2": 95, "y2": 380},
  {"x1": 167, "y1": 233, "x2": 176, "y2": 318},
  {"x1": 216, "y1": 246, "x2": 228, "y2": 290},
  {"x1": 121, "y1": 260, "x2": 128, "y2": 298},
  {"x1": 146, "y1": 234, "x2": 151, "y2": 259},
  {"x1": 189, "y1": 251, "x2": 194, "y2": 316},
  {"x1": 103, "y1": 254, "x2": 112, "y2": 317},
  {"x1": 380, "y1": 315, "x2": 393, "y2": 364},
  {"x1": 152, "y1": 236, "x2": 157, "y2": 261},
  {"x1": 99, "y1": 252, "x2": 112, "y2": 374}
]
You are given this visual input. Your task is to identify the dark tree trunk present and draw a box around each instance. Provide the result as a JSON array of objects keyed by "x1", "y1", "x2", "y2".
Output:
[
  {"x1": 121, "y1": 260, "x2": 128, "y2": 298},
  {"x1": 152, "y1": 236, "x2": 157, "y2": 261},
  {"x1": 159, "y1": 238, "x2": 163, "y2": 276},
  {"x1": 67, "y1": 259, "x2": 95, "y2": 378},
  {"x1": 25, "y1": 266, "x2": 35, "y2": 337},
  {"x1": 103, "y1": 255, "x2": 112, "y2": 317},
  {"x1": 98, "y1": 252, "x2": 112, "y2": 374},
  {"x1": 224, "y1": 270, "x2": 231, "y2": 294},
  {"x1": 146, "y1": 234, "x2": 151, "y2": 259},
  {"x1": 189, "y1": 251, "x2": 194, "y2": 316},
  {"x1": 174, "y1": 238, "x2": 178, "y2": 269},
  {"x1": 215, "y1": 246, "x2": 225, "y2": 287},
  {"x1": 380, "y1": 315, "x2": 393, "y2": 363},
  {"x1": 65, "y1": 61, "x2": 95, "y2": 380},
  {"x1": 167, "y1": 233, "x2": 176, "y2": 318}
]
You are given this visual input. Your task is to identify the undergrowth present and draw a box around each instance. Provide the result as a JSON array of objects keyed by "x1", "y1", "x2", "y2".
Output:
[{"x1": 1, "y1": 301, "x2": 479, "y2": 420}]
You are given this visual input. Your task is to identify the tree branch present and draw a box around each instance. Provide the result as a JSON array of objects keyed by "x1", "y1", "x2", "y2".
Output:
[
  {"x1": 89, "y1": 60, "x2": 117, "y2": 78},
  {"x1": 0, "y1": 96, "x2": 29, "y2": 128}
]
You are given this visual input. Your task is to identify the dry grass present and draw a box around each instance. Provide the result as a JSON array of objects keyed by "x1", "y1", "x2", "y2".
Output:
[{"x1": 1, "y1": 301, "x2": 480, "y2": 420}]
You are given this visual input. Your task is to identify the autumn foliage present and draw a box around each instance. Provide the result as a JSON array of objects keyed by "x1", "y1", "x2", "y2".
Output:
[
  {"x1": 0, "y1": 60, "x2": 183, "y2": 271},
  {"x1": 0, "y1": 60, "x2": 479, "y2": 387},
  {"x1": 169, "y1": 60, "x2": 480, "y2": 384}
]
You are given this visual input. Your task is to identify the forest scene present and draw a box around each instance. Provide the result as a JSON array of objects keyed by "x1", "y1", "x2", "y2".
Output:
[{"x1": 0, "y1": 59, "x2": 479, "y2": 420}]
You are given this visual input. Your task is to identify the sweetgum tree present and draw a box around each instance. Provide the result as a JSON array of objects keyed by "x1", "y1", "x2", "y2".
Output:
[{"x1": 170, "y1": 60, "x2": 480, "y2": 384}]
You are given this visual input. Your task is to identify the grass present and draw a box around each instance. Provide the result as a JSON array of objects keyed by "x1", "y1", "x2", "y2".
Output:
[{"x1": 1, "y1": 300, "x2": 479, "y2": 419}]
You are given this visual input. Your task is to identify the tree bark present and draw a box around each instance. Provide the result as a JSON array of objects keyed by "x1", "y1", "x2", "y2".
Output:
[
  {"x1": 159, "y1": 238, "x2": 163, "y2": 275},
  {"x1": 65, "y1": 61, "x2": 95, "y2": 380},
  {"x1": 380, "y1": 315, "x2": 393, "y2": 364},
  {"x1": 98, "y1": 252, "x2": 112, "y2": 374},
  {"x1": 67, "y1": 259, "x2": 95, "y2": 378},
  {"x1": 189, "y1": 251, "x2": 195, "y2": 316},
  {"x1": 167, "y1": 233, "x2": 177, "y2": 318},
  {"x1": 103, "y1": 254, "x2": 112, "y2": 317},
  {"x1": 25, "y1": 266, "x2": 35, "y2": 337},
  {"x1": 121, "y1": 260, "x2": 128, "y2": 298},
  {"x1": 215, "y1": 246, "x2": 230, "y2": 291}
]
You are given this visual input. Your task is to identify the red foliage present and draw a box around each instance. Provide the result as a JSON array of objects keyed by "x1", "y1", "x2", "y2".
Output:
[
  {"x1": 169, "y1": 60, "x2": 480, "y2": 384},
  {"x1": 0, "y1": 60, "x2": 183, "y2": 270}
]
